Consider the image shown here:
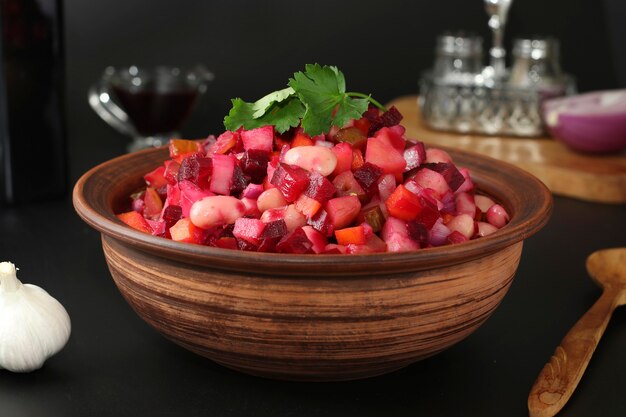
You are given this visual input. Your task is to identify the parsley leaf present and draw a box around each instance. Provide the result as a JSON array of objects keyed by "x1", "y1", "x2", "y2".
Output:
[
  {"x1": 223, "y1": 64, "x2": 384, "y2": 135},
  {"x1": 289, "y1": 64, "x2": 368, "y2": 136}
]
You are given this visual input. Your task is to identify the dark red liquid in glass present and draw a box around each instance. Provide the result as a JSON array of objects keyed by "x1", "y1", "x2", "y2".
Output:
[{"x1": 111, "y1": 86, "x2": 198, "y2": 136}]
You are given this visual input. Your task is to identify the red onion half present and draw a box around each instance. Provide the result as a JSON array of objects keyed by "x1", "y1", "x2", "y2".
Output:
[{"x1": 543, "y1": 89, "x2": 626, "y2": 153}]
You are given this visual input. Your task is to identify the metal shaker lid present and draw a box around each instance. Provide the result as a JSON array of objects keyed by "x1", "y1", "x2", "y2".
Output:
[
  {"x1": 436, "y1": 33, "x2": 483, "y2": 57},
  {"x1": 512, "y1": 38, "x2": 560, "y2": 60}
]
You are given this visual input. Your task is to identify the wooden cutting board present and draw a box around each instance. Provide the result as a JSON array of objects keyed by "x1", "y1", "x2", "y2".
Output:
[{"x1": 388, "y1": 95, "x2": 626, "y2": 204}]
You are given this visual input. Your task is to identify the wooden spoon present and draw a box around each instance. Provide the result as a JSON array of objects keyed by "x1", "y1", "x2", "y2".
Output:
[{"x1": 528, "y1": 247, "x2": 626, "y2": 417}]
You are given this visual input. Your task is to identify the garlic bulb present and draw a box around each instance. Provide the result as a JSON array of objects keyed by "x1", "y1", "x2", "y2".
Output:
[{"x1": 0, "y1": 262, "x2": 71, "y2": 372}]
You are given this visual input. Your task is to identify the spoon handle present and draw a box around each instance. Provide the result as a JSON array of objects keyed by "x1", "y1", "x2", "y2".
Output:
[{"x1": 528, "y1": 289, "x2": 621, "y2": 417}]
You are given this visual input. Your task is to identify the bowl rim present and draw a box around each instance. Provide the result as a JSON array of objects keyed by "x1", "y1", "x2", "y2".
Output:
[{"x1": 73, "y1": 144, "x2": 553, "y2": 276}]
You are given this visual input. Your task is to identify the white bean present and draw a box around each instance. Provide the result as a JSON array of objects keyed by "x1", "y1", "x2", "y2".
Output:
[
  {"x1": 257, "y1": 188, "x2": 288, "y2": 212},
  {"x1": 189, "y1": 196, "x2": 245, "y2": 229},
  {"x1": 283, "y1": 145, "x2": 337, "y2": 177}
]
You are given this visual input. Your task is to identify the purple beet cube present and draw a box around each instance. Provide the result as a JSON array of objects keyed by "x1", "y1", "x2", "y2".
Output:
[
  {"x1": 270, "y1": 163, "x2": 310, "y2": 202},
  {"x1": 304, "y1": 172, "x2": 336, "y2": 202},
  {"x1": 422, "y1": 162, "x2": 465, "y2": 192},
  {"x1": 306, "y1": 208, "x2": 334, "y2": 237},
  {"x1": 275, "y1": 227, "x2": 314, "y2": 254},
  {"x1": 353, "y1": 162, "x2": 383, "y2": 191},
  {"x1": 261, "y1": 219, "x2": 289, "y2": 239},
  {"x1": 242, "y1": 149, "x2": 271, "y2": 183},
  {"x1": 177, "y1": 154, "x2": 212, "y2": 187}
]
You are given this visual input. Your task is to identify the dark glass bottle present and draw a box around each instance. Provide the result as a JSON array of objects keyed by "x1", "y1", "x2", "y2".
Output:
[{"x1": 0, "y1": 0, "x2": 65, "y2": 204}]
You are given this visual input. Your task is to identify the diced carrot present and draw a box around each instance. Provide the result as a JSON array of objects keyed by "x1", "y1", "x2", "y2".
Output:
[
  {"x1": 335, "y1": 225, "x2": 367, "y2": 246},
  {"x1": 169, "y1": 139, "x2": 199, "y2": 158},
  {"x1": 117, "y1": 211, "x2": 152, "y2": 234},
  {"x1": 385, "y1": 184, "x2": 423, "y2": 221},
  {"x1": 291, "y1": 132, "x2": 314, "y2": 147}
]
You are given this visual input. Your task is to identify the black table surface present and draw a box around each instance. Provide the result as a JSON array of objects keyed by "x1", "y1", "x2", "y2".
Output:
[{"x1": 0, "y1": 163, "x2": 624, "y2": 417}]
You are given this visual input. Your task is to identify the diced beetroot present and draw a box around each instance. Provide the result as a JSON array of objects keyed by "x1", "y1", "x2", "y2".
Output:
[
  {"x1": 381, "y1": 217, "x2": 420, "y2": 252},
  {"x1": 475, "y1": 195, "x2": 496, "y2": 213},
  {"x1": 429, "y1": 219, "x2": 451, "y2": 247},
  {"x1": 233, "y1": 218, "x2": 266, "y2": 245},
  {"x1": 149, "y1": 219, "x2": 168, "y2": 238},
  {"x1": 210, "y1": 154, "x2": 236, "y2": 195},
  {"x1": 404, "y1": 141, "x2": 426, "y2": 172},
  {"x1": 178, "y1": 154, "x2": 212, "y2": 188},
  {"x1": 425, "y1": 148, "x2": 452, "y2": 164},
  {"x1": 411, "y1": 168, "x2": 451, "y2": 198},
  {"x1": 237, "y1": 239, "x2": 259, "y2": 252},
  {"x1": 179, "y1": 180, "x2": 214, "y2": 218},
  {"x1": 230, "y1": 164, "x2": 250, "y2": 194},
  {"x1": 377, "y1": 173, "x2": 396, "y2": 202},
  {"x1": 241, "y1": 125, "x2": 274, "y2": 152},
  {"x1": 415, "y1": 196, "x2": 440, "y2": 229},
  {"x1": 455, "y1": 168, "x2": 475, "y2": 193},
  {"x1": 117, "y1": 211, "x2": 152, "y2": 234},
  {"x1": 332, "y1": 171, "x2": 366, "y2": 201},
  {"x1": 385, "y1": 184, "x2": 423, "y2": 221},
  {"x1": 367, "y1": 106, "x2": 403, "y2": 136},
  {"x1": 446, "y1": 214, "x2": 477, "y2": 239},
  {"x1": 406, "y1": 220, "x2": 429, "y2": 246},
  {"x1": 422, "y1": 162, "x2": 465, "y2": 192},
  {"x1": 162, "y1": 205, "x2": 183, "y2": 230},
  {"x1": 208, "y1": 131, "x2": 240, "y2": 155},
  {"x1": 353, "y1": 162, "x2": 383, "y2": 192},
  {"x1": 241, "y1": 183, "x2": 264, "y2": 199},
  {"x1": 447, "y1": 230, "x2": 469, "y2": 245},
  {"x1": 325, "y1": 195, "x2": 361, "y2": 230},
  {"x1": 294, "y1": 194, "x2": 322, "y2": 217},
  {"x1": 304, "y1": 172, "x2": 336, "y2": 202},
  {"x1": 476, "y1": 221, "x2": 498, "y2": 237},
  {"x1": 301, "y1": 225, "x2": 328, "y2": 254},
  {"x1": 486, "y1": 204, "x2": 510, "y2": 228},
  {"x1": 241, "y1": 149, "x2": 271, "y2": 183},
  {"x1": 275, "y1": 227, "x2": 314, "y2": 254},
  {"x1": 455, "y1": 192, "x2": 476, "y2": 216},
  {"x1": 163, "y1": 183, "x2": 181, "y2": 209},
  {"x1": 257, "y1": 237, "x2": 280, "y2": 253},
  {"x1": 331, "y1": 142, "x2": 353, "y2": 176},
  {"x1": 365, "y1": 135, "x2": 406, "y2": 175},
  {"x1": 163, "y1": 160, "x2": 180, "y2": 185},
  {"x1": 213, "y1": 236, "x2": 238, "y2": 250},
  {"x1": 144, "y1": 166, "x2": 168, "y2": 189},
  {"x1": 270, "y1": 163, "x2": 310, "y2": 202},
  {"x1": 143, "y1": 187, "x2": 164, "y2": 220},
  {"x1": 307, "y1": 209, "x2": 335, "y2": 237},
  {"x1": 261, "y1": 219, "x2": 289, "y2": 239}
]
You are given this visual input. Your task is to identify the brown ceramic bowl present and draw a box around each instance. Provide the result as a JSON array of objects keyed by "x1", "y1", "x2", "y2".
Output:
[{"x1": 73, "y1": 145, "x2": 552, "y2": 381}]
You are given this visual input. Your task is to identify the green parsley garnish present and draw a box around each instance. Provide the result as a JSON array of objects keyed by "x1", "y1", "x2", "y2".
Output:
[{"x1": 224, "y1": 64, "x2": 387, "y2": 136}]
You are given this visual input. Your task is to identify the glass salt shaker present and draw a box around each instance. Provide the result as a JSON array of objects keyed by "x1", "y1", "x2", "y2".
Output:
[
  {"x1": 509, "y1": 38, "x2": 564, "y2": 95},
  {"x1": 433, "y1": 34, "x2": 483, "y2": 82}
]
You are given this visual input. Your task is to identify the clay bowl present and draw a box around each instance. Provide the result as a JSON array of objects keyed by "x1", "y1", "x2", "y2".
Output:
[{"x1": 73, "y1": 145, "x2": 552, "y2": 381}]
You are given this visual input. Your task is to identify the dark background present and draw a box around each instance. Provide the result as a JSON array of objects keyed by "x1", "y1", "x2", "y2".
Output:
[
  {"x1": 0, "y1": 1, "x2": 624, "y2": 416},
  {"x1": 64, "y1": 0, "x2": 625, "y2": 180}
]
